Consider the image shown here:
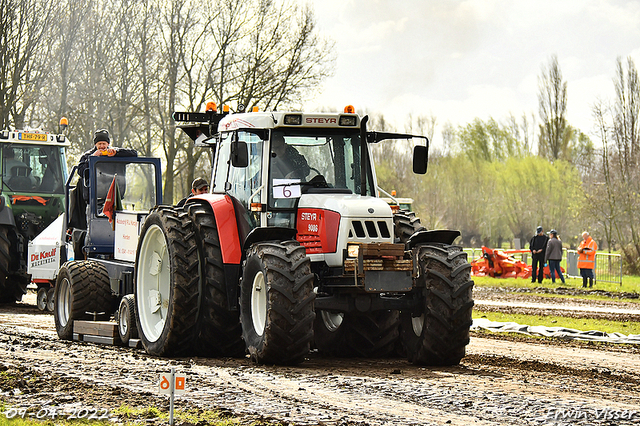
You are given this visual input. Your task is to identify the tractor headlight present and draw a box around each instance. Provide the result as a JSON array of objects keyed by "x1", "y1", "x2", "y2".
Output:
[{"x1": 347, "y1": 244, "x2": 359, "y2": 258}]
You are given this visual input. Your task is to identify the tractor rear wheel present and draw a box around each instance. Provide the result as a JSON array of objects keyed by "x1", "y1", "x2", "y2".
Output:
[
  {"x1": 314, "y1": 310, "x2": 400, "y2": 357},
  {"x1": 186, "y1": 203, "x2": 244, "y2": 357},
  {"x1": 53, "y1": 261, "x2": 112, "y2": 340},
  {"x1": 393, "y1": 210, "x2": 426, "y2": 244},
  {"x1": 0, "y1": 226, "x2": 28, "y2": 304},
  {"x1": 401, "y1": 243, "x2": 474, "y2": 365},
  {"x1": 135, "y1": 208, "x2": 200, "y2": 357},
  {"x1": 240, "y1": 241, "x2": 315, "y2": 364}
]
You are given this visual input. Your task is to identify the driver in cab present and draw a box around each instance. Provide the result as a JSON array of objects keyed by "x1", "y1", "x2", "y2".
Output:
[{"x1": 270, "y1": 132, "x2": 309, "y2": 179}]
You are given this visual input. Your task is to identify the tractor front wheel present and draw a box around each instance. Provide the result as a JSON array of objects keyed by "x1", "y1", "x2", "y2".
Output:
[
  {"x1": 240, "y1": 241, "x2": 315, "y2": 365},
  {"x1": 401, "y1": 244, "x2": 474, "y2": 365}
]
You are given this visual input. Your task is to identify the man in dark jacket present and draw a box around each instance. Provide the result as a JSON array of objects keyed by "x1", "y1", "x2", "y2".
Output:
[
  {"x1": 529, "y1": 226, "x2": 549, "y2": 283},
  {"x1": 77, "y1": 129, "x2": 138, "y2": 178},
  {"x1": 544, "y1": 229, "x2": 565, "y2": 284}
]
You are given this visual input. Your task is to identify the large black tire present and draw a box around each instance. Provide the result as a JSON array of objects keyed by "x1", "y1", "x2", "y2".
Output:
[
  {"x1": 117, "y1": 294, "x2": 138, "y2": 345},
  {"x1": 240, "y1": 241, "x2": 315, "y2": 365},
  {"x1": 401, "y1": 244, "x2": 474, "y2": 366},
  {"x1": 186, "y1": 203, "x2": 244, "y2": 357},
  {"x1": 314, "y1": 310, "x2": 400, "y2": 358},
  {"x1": 53, "y1": 261, "x2": 113, "y2": 340},
  {"x1": 0, "y1": 226, "x2": 28, "y2": 304},
  {"x1": 135, "y1": 207, "x2": 201, "y2": 357},
  {"x1": 393, "y1": 210, "x2": 426, "y2": 244}
]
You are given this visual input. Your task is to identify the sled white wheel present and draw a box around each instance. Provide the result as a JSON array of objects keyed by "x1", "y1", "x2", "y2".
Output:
[
  {"x1": 56, "y1": 277, "x2": 72, "y2": 329},
  {"x1": 37, "y1": 287, "x2": 48, "y2": 311},
  {"x1": 118, "y1": 295, "x2": 137, "y2": 345},
  {"x1": 251, "y1": 271, "x2": 267, "y2": 336},
  {"x1": 136, "y1": 224, "x2": 170, "y2": 343}
]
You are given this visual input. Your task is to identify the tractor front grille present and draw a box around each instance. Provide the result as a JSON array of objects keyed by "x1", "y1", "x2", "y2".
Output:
[{"x1": 348, "y1": 220, "x2": 391, "y2": 240}]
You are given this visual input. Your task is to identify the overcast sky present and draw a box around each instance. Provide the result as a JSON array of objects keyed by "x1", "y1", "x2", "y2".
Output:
[{"x1": 304, "y1": 0, "x2": 640, "y2": 145}]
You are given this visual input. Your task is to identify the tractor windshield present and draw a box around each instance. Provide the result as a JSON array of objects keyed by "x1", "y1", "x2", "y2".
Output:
[
  {"x1": 1, "y1": 144, "x2": 66, "y2": 194},
  {"x1": 268, "y1": 129, "x2": 373, "y2": 207}
]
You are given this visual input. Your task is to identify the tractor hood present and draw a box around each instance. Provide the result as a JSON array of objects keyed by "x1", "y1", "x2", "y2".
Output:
[{"x1": 297, "y1": 193, "x2": 393, "y2": 218}]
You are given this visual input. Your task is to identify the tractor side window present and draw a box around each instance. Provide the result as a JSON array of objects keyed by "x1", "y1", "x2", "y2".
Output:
[
  {"x1": 94, "y1": 161, "x2": 158, "y2": 214},
  {"x1": 212, "y1": 132, "x2": 232, "y2": 193},
  {"x1": 227, "y1": 132, "x2": 264, "y2": 228},
  {"x1": 121, "y1": 163, "x2": 158, "y2": 211}
]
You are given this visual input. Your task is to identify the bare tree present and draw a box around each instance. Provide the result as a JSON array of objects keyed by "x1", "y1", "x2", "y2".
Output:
[
  {"x1": 538, "y1": 55, "x2": 572, "y2": 160},
  {"x1": 0, "y1": 0, "x2": 57, "y2": 128}
]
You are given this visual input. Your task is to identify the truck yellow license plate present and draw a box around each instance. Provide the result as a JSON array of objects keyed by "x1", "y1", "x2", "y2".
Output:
[{"x1": 19, "y1": 132, "x2": 47, "y2": 141}]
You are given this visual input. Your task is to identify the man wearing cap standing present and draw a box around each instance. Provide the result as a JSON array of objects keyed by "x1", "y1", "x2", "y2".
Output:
[
  {"x1": 78, "y1": 129, "x2": 138, "y2": 178},
  {"x1": 177, "y1": 178, "x2": 209, "y2": 207},
  {"x1": 529, "y1": 226, "x2": 549, "y2": 283}
]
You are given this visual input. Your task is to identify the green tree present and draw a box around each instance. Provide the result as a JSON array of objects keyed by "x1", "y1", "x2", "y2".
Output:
[{"x1": 495, "y1": 157, "x2": 583, "y2": 245}]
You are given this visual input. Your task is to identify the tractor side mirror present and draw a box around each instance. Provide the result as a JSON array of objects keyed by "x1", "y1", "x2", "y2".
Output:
[
  {"x1": 231, "y1": 140, "x2": 248, "y2": 168},
  {"x1": 413, "y1": 145, "x2": 428, "y2": 174}
]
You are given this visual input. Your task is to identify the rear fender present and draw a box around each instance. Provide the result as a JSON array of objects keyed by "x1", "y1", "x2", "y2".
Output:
[
  {"x1": 189, "y1": 194, "x2": 242, "y2": 264},
  {"x1": 407, "y1": 229, "x2": 461, "y2": 249}
]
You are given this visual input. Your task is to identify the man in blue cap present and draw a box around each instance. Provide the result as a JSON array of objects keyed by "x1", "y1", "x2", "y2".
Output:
[{"x1": 529, "y1": 226, "x2": 549, "y2": 283}]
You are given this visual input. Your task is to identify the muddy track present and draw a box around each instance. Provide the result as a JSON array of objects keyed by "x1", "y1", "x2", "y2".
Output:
[{"x1": 1, "y1": 293, "x2": 640, "y2": 425}]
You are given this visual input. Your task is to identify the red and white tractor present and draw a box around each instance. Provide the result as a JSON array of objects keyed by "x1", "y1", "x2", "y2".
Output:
[{"x1": 134, "y1": 105, "x2": 474, "y2": 365}]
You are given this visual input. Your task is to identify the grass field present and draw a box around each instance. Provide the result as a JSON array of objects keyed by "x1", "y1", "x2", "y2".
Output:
[
  {"x1": 474, "y1": 310, "x2": 640, "y2": 335},
  {"x1": 472, "y1": 274, "x2": 640, "y2": 296},
  {"x1": 0, "y1": 403, "x2": 250, "y2": 426}
]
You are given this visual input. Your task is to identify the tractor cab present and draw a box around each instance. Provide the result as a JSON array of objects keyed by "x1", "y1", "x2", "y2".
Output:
[
  {"x1": 206, "y1": 110, "x2": 429, "y2": 263},
  {"x1": 0, "y1": 126, "x2": 70, "y2": 304}
]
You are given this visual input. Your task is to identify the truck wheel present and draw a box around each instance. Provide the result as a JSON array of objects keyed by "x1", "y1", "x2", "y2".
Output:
[
  {"x1": 0, "y1": 226, "x2": 12, "y2": 303},
  {"x1": 135, "y1": 208, "x2": 200, "y2": 357},
  {"x1": 393, "y1": 210, "x2": 425, "y2": 244},
  {"x1": 0, "y1": 225, "x2": 29, "y2": 304},
  {"x1": 54, "y1": 261, "x2": 112, "y2": 340},
  {"x1": 117, "y1": 294, "x2": 137, "y2": 345},
  {"x1": 186, "y1": 203, "x2": 244, "y2": 357},
  {"x1": 401, "y1": 244, "x2": 474, "y2": 365},
  {"x1": 46, "y1": 287, "x2": 55, "y2": 312},
  {"x1": 37, "y1": 287, "x2": 48, "y2": 311},
  {"x1": 240, "y1": 241, "x2": 315, "y2": 365}
]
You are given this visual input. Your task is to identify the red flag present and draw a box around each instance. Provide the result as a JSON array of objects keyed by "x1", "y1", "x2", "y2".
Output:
[{"x1": 103, "y1": 175, "x2": 118, "y2": 229}]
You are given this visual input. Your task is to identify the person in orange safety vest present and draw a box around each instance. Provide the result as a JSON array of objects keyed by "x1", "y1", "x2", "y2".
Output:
[{"x1": 577, "y1": 231, "x2": 597, "y2": 288}]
